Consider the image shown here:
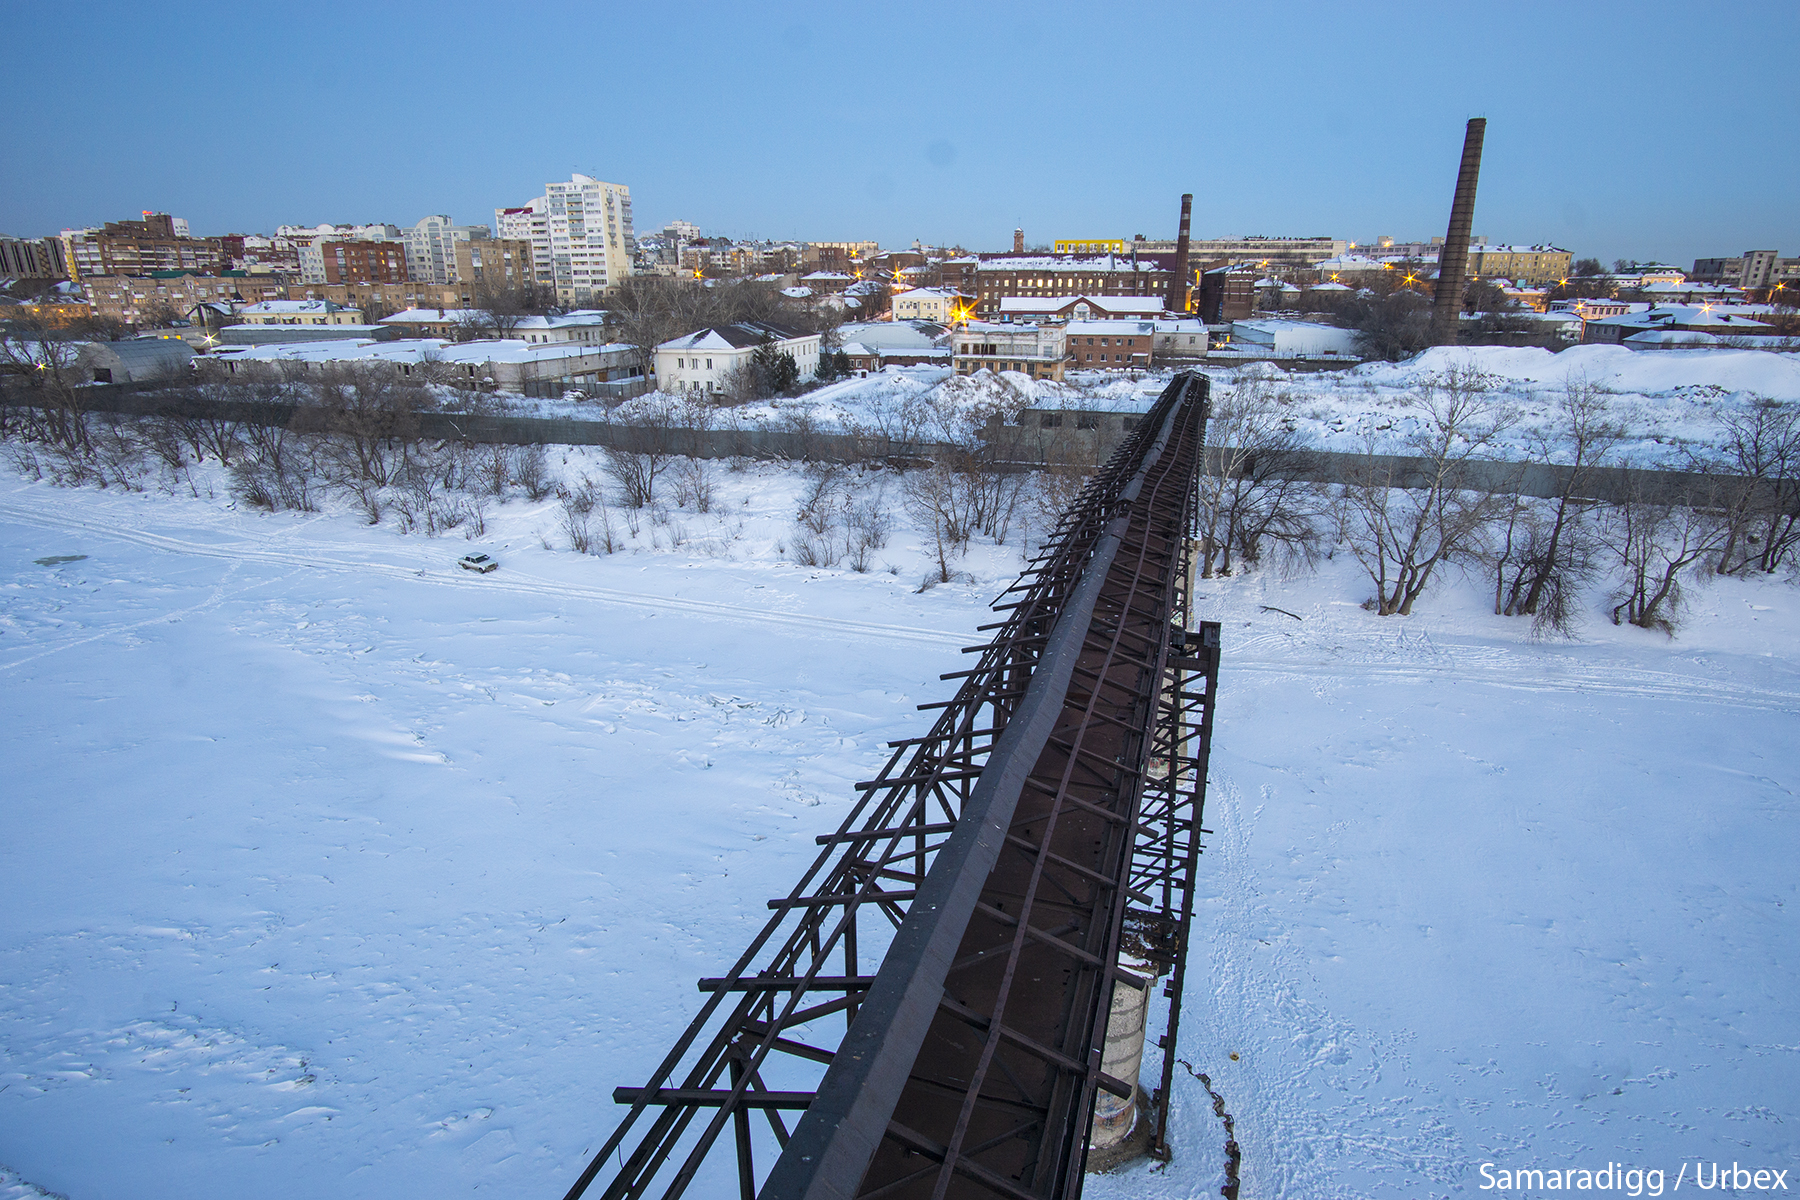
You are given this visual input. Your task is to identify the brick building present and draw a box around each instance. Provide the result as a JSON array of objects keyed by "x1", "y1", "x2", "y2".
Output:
[
  {"x1": 322, "y1": 240, "x2": 410, "y2": 283},
  {"x1": 1196, "y1": 263, "x2": 1258, "y2": 323},
  {"x1": 84, "y1": 271, "x2": 292, "y2": 324},
  {"x1": 454, "y1": 239, "x2": 536, "y2": 292},
  {"x1": 1064, "y1": 320, "x2": 1154, "y2": 368},
  {"x1": 60, "y1": 213, "x2": 239, "y2": 281},
  {"x1": 971, "y1": 255, "x2": 1171, "y2": 318}
]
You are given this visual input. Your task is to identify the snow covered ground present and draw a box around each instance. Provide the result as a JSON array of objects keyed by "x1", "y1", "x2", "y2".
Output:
[
  {"x1": 529, "y1": 344, "x2": 1800, "y2": 470},
  {"x1": 2, "y1": 447, "x2": 1797, "y2": 1199}
]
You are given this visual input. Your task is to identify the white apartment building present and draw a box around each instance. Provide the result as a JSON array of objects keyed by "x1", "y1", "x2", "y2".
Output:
[
  {"x1": 404, "y1": 215, "x2": 491, "y2": 284},
  {"x1": 654, "y1": 321, "x2": 820, "y2": 397},
  {"x1": 498, "y1": 174, "x2": 635, "y2": 305}
]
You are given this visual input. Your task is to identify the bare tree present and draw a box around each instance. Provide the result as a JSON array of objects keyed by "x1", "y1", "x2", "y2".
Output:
[
  {"x1": 1334, "y1": 368, "x2": 1516, "y2": 615},
  {"x1": 1490, "y1": 375, "x2": 1623, "y2": 634},
  {"x1": 1198, "y1": 377, "x2": 1323, "y2": 577},
  {"x1": 1601, "y1": 473, "x2": 1729, "y2": 634},
  {"x1": 1703, "y1": 397, "x2": 1800, "y2": 576},
  {"x1": 603, "y1": 392, "x2": 681, "y2": 507},
  {"x1": 0, "y1": 323, "x2": 94, "y2": 450},
  {"x1": 304, "y1": 362, "x2": 432, "y2": 492}
]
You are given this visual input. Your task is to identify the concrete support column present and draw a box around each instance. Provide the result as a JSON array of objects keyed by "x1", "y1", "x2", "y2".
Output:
[{"x1": 1089, "y1": 958, "x2": 1156, "y2": 1151}]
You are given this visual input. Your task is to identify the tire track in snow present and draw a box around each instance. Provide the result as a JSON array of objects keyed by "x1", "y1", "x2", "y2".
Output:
[{"x1": 0, "y1": 500, "x2": 970, "y2": 651}]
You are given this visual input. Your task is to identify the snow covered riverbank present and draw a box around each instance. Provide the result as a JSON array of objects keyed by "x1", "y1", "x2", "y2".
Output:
[{"x1": 1, "y1": 457, "x2": 1795, "y2": 1199}]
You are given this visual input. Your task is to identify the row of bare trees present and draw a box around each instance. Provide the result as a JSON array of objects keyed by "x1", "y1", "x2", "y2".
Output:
[{"x1": 1199, "y1": 368, "x2": 1800, "y2": 635}]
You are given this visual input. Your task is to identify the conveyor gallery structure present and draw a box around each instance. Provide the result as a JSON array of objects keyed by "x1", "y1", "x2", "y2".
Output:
[{"x1": 564, "y1": 371, "x2": 1221, "y2": 1200}]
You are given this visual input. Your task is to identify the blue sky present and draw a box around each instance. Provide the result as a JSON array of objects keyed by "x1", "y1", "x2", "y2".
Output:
[{"x1": 4, "y1": 0, "x2": 1795, "y2": 267}]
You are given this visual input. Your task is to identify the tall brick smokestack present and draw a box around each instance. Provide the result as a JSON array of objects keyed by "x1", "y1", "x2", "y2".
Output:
[
  {"x1": 1431, "y1": 118, "x2": 1486, "y2": 346},
  {"x1": 1167, "y1": 193, "x2": 1192, "y2": 313}
]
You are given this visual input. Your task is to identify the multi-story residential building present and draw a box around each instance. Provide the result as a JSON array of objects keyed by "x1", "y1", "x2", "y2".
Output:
[
  {"x1": 1463, "y1": 244, "x2": 1573, "y2": 286},
  {"x1": 494, "y1": 203, "x2": 552, "y2": 284},
  {"x1": 950, "y1": 322, "x2": 1067, "y2": 381},
  {"x1": 84, "y1": 270, "x2": 293, "y2": 324},
  {"x1": 280, "y1": 224, "x2": 402, "y2": 284},
  {"x1": 1064, "y1": 320, "x2": 1155, "y2": 368},
  {"x1": 971, "y1": 256, "x2": 1171, "y2": 318},
  {"x1": 404, "y1": 215, "x2": 490, "y2": 284},
  {"x1": 654, "y1": 320, "x2": 821, "y2": 396},
  {"x1": 59, "y1": 213, "x2": 238, "y2": 281},
  {"x1": 233, "y1": 235, "x2": 303, "y2": 275},
  {"x1": 453, "y1": 238, "x2": 536, "y2": 294},
  {"x1": 497, "y1": 175, "x2": 634, "y2": 305},
  {"x1": 0, "y1": 235, "x2": 70, "y2": 279},
  {"x1": 322, "y1": 240, "x2": 410, "y2": 284},
  {"x1": 1691, "y1": 250, "x2": 1800, "y2": 290}
]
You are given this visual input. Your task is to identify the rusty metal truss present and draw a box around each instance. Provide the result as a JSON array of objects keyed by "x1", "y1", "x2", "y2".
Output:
[{"x1": 563, "y1": 372, "x2": 1218, "y2": 1200}]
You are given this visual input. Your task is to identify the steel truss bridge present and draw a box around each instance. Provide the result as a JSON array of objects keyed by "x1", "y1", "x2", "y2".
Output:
[{"x1": 564, "y1": 372, "x2": 1220, "y2": 1200}]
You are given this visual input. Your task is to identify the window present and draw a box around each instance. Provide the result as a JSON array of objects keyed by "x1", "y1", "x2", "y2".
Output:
[
  {"x1": 706, "y1": 358, "x2": 712, "y2": 369},
  {"x1": 678, "y1": 358, "x2": 685, "y2": 368}
]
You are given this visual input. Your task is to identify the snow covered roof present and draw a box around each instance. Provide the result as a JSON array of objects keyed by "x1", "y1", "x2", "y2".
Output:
[
  {"x1": 1311, "y1": 282, "x2": 1354, "y2": 292},
  {"x1": 1623, "y1": 330, "x2": 1721, "y2": 347},
  {"x1": 1592, "y1": 305, "x2": 1773, "y2": 330},
  {"x1": 209, "y1": 337, "x2": 633, "y2": 366},
  {"x1": 510, "y1": 312, "x2": 608, "y2": 331},
  {"x1": 781, "y1": 287, "x2": 813, "y2": 298},
  {"x1": 894, "y1": 287, "x2": 954, "y2": 301},
  {"x1": 239, "y1": 299, "x2": 344, "y2": 314},
  {"x1": 997, "y1": 295, "x2": 1165, "y2": 316},
  {"x1": 834, "y1": 321, "x2": 945, "y2": 351},
  {"x1": 1064, "y1": 320, "x2": 1156, "y2": 335},
  {"x1": 978, "y1": 256, "x2": 1162, "y2": 273},
  {"x1": 380, "y1": 308, "x2": 484, "y2": 324},
  {"x1": 801, "y1": 271, "x2": 853, "y2": 282},
  {"x1": 655, "y1": 321, "x2": 814, "y2": 352}
]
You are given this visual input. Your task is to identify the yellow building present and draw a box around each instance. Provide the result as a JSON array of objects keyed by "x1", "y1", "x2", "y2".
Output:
[
  {"x1": 890, "y1": 287, "x2": 964, "y2": 323},
  {"x1": 1465, "y1": 244, "x2": 1573, "y2": 286},
  {"x1": 1054, "y1": 239, "x2": 1127, "y2": 255}
]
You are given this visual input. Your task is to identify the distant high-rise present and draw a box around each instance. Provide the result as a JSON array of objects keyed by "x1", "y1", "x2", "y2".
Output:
[{"x1": 498, "y1": 174, "x2": 634, "y2": 305}]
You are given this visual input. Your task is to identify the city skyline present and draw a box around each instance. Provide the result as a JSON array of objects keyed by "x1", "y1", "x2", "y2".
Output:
[{"x1": 3, "y1": 0, "x2": 1796, "y2": 268}]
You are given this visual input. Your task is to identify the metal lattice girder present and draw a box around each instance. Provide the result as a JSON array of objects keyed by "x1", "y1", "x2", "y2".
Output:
[{"x1": 561, "y1": 373, "x2": 1216, "y2": 1200}]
